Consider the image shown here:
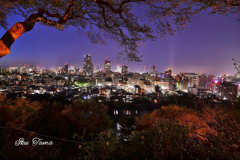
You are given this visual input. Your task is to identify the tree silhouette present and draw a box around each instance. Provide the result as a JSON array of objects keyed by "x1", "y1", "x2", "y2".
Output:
[{"x1": 0, "y1": 0, "x2": 239, "y2": 60}]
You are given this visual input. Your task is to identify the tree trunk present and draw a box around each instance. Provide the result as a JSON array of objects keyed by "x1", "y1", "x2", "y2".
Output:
[
  {"x1": 0, "y1": 12, "x2": 38, "y2": 59},
  {"x1": 0, "y1": 22, "x2": 26, "y2": 58}
]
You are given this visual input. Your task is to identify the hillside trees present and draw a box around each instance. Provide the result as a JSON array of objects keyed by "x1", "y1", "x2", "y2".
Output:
[
  {"x1": 0, "y1": 0, "x2": 239, "y2": 60},
  {"x1": 0, "y1": 95, "x2": 112, "y2": 159}
]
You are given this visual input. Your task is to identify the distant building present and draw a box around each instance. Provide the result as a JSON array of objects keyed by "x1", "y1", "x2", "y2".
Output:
[
  {"x1": 155, "y1": 81, "x2": 169, "y2": 90},
  {"x1": 149, "y1": 65, "x2": 157, "y2": 77},
  {"x1": 83, "y1": 54, "x2": 94, "y2": 76},
  {"x1": 9, "y1": 67, "x2": 19, "y2": 73},
  {"x1": 36, "y1": 66, "x2": 40, "y2": 71},
  {"x1": 65, "y1": 63, "x2": 68, "y2": 73},
  {"x1": 104, "y1": 59, "x2": 111, "y2": 73},
  {"x1": 20, "y1": 65, "x2": 29, "y2": 74},
  {"x1": 197, "y1": 88, "x2": 207, "y2": 99},
  {"x1": 165, "y1": 66, "x2": 173, "y2": 76},
  {"x1": 116, "y1": 65, "x2": 121, "y2": 73},
  {"x1": 217, "y1": 82, "x2": 238, "y2": 101},
  {"x1": 175, "y1": 73, "x2": 188, "y2": 91},
  {"x1": 69, "y1": 65, "x2": 77, "y2": 74},
  {"x1": 184, "y1": 73, "x2": 199, "y2": 88},
  {"x1": 188, "y1": 87, "x2": 198, "y2": 95},
  {"x1": 121, "y1": 65, "x2": 128, "y2": 75},
  {"x1": 55, "y1": 67, "x2": 62, "y2": 74}
]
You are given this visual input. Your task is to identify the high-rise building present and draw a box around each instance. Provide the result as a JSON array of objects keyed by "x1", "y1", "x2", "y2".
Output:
[
  {"x1": 104, "y1": 59, "x2": 111, "y2": 73},
  {"x1": 184, "y1": 73, "x2": 199, "y2": 88},
  {"x1": 122, "y1": 65, "x2": 128, "y2": 75},
  {"x1": 71, "y1": 65, "x2": 76, "y2": 71},
  {"x1": 55, "y1": 66, "x2": 62, "y2": 74},
  {"x1": 36, "y1": 66, "x2": 40, "y2": 71},
  {"x1": 83, "y1": 54, "x2": 94, "y2": 76},
  {"x1": 65, "y1": 63, "x2": 68, "y2": 73}
]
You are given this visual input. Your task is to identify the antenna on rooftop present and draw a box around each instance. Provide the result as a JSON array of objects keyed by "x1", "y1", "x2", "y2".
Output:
[{"x1": 232, "y1": 58, "x2": 240, "y2": 78}]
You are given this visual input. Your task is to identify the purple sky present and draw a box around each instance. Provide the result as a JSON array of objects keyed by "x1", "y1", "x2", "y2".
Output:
[{"x1": 0, "y1": 10, "x2": 239, "y2": 75}]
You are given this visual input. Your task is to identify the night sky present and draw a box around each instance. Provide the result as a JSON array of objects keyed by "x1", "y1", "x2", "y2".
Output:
[{"x1": 0, "y1": 9, "x2": 239, "y2": 75}]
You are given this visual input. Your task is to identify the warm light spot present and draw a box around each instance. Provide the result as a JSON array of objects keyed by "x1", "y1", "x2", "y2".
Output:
[
  {"x1": 9, "y1": 22, "x2": 25, "y2": 40},
  {"x1": 0, "y1": 40, "x2": 10, "y2": 58}
]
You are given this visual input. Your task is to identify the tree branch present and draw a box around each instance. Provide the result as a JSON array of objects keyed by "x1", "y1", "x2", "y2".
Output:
[
  {"x1": 59, "y1": 0, "x2": 75, "y2": 24},
  {"x1": 99, "y1": 4, "x2": 117, "y2": 29},
  {"x1": 38, "y1": 9, "x2": 62, "y2": 19},
  {"x1": 225, "y1": 0, "x2": 240, "y2": 6}
]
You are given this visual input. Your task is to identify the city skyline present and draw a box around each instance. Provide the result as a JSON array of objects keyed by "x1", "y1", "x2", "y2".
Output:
[{"x1": 0, "y1": 9, "x2": 239, "y2": 75}]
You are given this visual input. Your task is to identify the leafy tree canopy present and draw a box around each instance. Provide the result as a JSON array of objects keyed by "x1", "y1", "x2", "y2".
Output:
[{"x1": 0, "y1": 0, "x2": 239, "y2": 60}]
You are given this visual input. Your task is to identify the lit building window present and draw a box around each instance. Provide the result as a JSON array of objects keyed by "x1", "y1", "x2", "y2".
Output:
[
  {"x1": 114, "y1": 110, "x2": 118, "y2": 115},
  {"x1": 124, "y1": 110, "x2": 130, "y2": 115}
]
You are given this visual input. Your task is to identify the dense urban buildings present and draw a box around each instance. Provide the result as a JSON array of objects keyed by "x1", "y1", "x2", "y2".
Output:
[
  {"x1": 0, "y1": 55, "x2": 240, "y2": 104},
  {"x1": 104, "y1": 59, "x2": 111, "y2": 73}
]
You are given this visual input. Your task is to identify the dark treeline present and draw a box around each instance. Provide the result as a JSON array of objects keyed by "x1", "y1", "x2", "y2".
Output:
[{"x1": 0, "y1": 95, "x2": 240, "y2": 159}]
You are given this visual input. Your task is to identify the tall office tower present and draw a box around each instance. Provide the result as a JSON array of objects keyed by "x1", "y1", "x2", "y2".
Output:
[
  {"x1": 65, "y1": 63, "x2": 68, "y2": 73},
  {"x1": 144, "y1": 66, "x2": 146, "y2": 72},
  {"x1": 83, "y1": 54, "x2": 94, "y2": 76},
  {"x1": 55, "y1": 67, "x2": 62, "y2": 74},
  {"x1": 104, "y1": 59, "x2": 111, "y2": 73},
  {"x1": 36, "y1": 66, "x2": 40, "y2": 71},
  {"x1": 70, "y1": 65, "x2": 76, "y2": 71},
  {"x1": 121, "y1": 65, "x2": 128, "y2": 75}
]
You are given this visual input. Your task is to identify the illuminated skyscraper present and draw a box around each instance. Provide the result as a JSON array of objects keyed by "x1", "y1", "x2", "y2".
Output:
[
  {"x1": 122, "y1": 65, "x2": 128, "y2": 75},
  {"x1": 104, "y1": 59, "x2": 111, "y2": 73},
  {"x1": 65, "y1": 63, "x2": 68, "y2": 73},
  {"x1": 70, "y1": 65, "x2": 76, "y2": 71},
  {"x1": 83, "y1": 54, "x2": 94, "y2": 76}
]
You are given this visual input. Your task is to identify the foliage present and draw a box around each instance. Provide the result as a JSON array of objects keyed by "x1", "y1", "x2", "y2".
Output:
[
  {"x1": 61, "y1": 104, "x2": 240, "y2": 159},
  {"x1": 1, "y1": 94, "x2": 240, "y2": 159},
  {"x1": 0, "y1": 95, "x2": 112, "y2": 159},
  {"x1": 135, "y1": 105, "x2": 240, "y2": 159},
  {"x1": 133, "y1": 97, "x2": 150, "y2": 104},
  {"x1": 1, "y1": 0, "x2": 239, "y2": 61}
]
